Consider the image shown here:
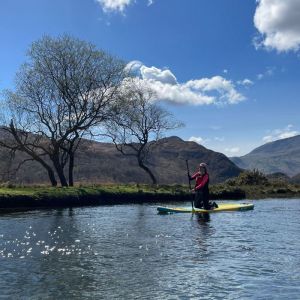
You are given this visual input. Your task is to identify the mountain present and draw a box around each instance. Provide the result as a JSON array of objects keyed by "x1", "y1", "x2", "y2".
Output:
[
  {"x1": 266, "y1": 172, "x2": 291, "y2": 182},
  {"x1": 291, "y1": 173, "x2": 300, "y2": 184},
  {"x1": 230, "y1": 135, "x2": 300, "y2": 177},
  {"x1": 0, "y1": 136, "x2": 242, "y2": 185}
]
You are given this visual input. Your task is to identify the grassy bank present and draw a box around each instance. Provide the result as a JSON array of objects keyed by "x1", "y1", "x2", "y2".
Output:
[
  {"x1": 0, "y1": 183, "x2": 245, "y2": 210},
  {"x1": 0, "y1": 184, "x2": 190, "y2": 210},
  {"x1": 0, "y1": 180, "x2": 300, "y2": 210}
]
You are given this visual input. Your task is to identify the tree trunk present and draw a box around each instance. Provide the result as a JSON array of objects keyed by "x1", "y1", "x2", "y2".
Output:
[
  {"x1": 52, "y1": 158, "x2": 68, "y2": 187},
  {"x1": 56, "y1": 167, "x2": 68, "y2": 187},
  {"x1": 8, "y1": 122, "x2": 58, "y2": 186},
  {"x1": 68, "y1": 151, "x2": 74, "y2": 187},
  {"x1": 46, "y1": 167, "x2": 58, "y2": 187},
  {"x1": 138, "y1": 159, "x2": 157, "y2": 185}
]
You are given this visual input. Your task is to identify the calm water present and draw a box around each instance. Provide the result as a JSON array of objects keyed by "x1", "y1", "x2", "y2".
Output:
[{"x1": 0, "y1": 199, "x2": 300, "y2": 299}]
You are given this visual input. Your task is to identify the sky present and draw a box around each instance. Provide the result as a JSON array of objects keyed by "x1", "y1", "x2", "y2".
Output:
[{"x1": 1, "y1": 0, "x2": 300, "y2": 156}]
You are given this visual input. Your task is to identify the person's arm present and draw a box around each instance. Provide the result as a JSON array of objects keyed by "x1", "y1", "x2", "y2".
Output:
[
  {"x1": 195, "y1": 174, "x2": 209, "y2": 190},
  {"x1": 190, "y1": 171, "x2": 200, "y2": 180}
]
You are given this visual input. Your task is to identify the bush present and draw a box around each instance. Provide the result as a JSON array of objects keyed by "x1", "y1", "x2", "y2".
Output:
[{"x1": 234, "y1": 169, "x2": 269, "y2": 186}]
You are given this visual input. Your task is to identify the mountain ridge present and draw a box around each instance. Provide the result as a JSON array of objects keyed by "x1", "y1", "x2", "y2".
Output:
[
  {"x1": 230, "y1": 135, "x2": 300, "y2": 177},
  {"x1": 0, "y1": 135, "x2": 242, "y2": 185}
]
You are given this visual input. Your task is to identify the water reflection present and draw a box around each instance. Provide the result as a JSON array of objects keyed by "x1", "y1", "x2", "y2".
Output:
[
  {"x1": 196, "y1": 212, "x2": 210, "y2": 223},
  {"x1": 0, "y1": 200, "x2": 300, "y2": 299},
  {"x1": 191, "y1": 213, "x2": 215, "y2": 260},
  {"x1": 0, "y1": 208, "x2": 100, "y2": 298}
]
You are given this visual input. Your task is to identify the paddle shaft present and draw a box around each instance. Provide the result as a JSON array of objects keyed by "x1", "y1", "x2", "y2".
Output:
[{"x1": 185, "y1": 160, "x2": 194, "y2": 209}]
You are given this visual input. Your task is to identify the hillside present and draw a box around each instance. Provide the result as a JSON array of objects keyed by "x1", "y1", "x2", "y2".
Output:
[
  {"x1": 291, "y1": 173, "x2": 300, "y2": 184},
  {"x1": 230, "y1": 135, "x2": 300, "y2": 177},
  {"x1": 0, "y1": 136, "x2": 242, "y2": 185}
]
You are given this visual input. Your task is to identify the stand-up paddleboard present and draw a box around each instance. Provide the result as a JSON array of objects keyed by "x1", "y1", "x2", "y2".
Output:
[{"x1": 157, "y1": 203, "x2": 254, "y2": 214}]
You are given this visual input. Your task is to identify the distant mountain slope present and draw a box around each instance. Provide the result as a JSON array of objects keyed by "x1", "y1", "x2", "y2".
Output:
[
  {"x1": 0, "y1": 136, "x2": 242, "y2": 185},
  {"x1": 291, "y1": 173, "x2": 300, "y2": 184},
  {"x1": 230, "y1": 135, "x2": 300, "y2": 177}
]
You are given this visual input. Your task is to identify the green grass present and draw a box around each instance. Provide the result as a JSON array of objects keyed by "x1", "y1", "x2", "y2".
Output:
[
  {"x1": 1, "y1": 182, "x2": 300, "y2": 201},
  {"x1": 0, "y1": 184, "x2": 190, "y2": 199}
]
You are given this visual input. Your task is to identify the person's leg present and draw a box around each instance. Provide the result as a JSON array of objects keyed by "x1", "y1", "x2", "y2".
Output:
[
  {"x1": 194, "y1": 191, "x2": 204, "y2": 208},
  {"x1": 202, "y1": 197, "x2": 211, "y2": 210}
]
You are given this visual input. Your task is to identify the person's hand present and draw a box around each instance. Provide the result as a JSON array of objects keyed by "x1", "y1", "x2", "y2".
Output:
[{"x1": 191, "y1": 188, "x2": 195, "y2": 194}]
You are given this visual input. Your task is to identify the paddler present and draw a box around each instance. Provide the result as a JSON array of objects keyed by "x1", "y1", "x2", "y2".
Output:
[{"x1": 189, "y1": 163, "x2": 218, "y2": 210}]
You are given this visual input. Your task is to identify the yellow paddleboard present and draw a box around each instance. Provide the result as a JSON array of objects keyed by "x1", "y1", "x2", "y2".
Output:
[{"x1": 157, "y1": 203, "x2": 254, "y2": 214}]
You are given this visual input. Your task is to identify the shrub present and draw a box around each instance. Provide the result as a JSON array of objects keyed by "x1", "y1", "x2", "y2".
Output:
[
  {"x1": 226, "y1": 169, "x2": 269, "y2": 186},
  {"x1": 236, "y1": 169, "x2": 269, "y2": 185}
]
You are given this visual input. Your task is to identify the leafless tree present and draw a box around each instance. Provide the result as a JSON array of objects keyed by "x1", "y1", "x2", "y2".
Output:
[
  {"x1": 105, "y1": 80, "x2": 183, "y2": 184},
  {"x1": 0, "y1": 35, "x2": 127, "y2": 186}
]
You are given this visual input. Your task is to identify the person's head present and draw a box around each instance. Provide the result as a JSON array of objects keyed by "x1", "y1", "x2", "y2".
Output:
[{"x1": 199, "y1": 162, "x2": 207, "y2": 175}]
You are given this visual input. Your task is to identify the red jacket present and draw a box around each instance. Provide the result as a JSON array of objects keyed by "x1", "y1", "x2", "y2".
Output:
[{"x1": 191, "y1": 172, "x2": 209, "y2": 191}]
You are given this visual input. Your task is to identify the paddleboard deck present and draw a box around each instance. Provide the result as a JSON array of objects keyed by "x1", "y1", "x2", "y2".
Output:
[{"x1": 157, "y1": 203, "x2": 254, "y2": 214}]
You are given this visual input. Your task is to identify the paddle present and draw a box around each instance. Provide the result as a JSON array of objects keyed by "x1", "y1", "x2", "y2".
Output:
[{"x1": 185, "y1": 159, "x2": 194, "y2": 211}]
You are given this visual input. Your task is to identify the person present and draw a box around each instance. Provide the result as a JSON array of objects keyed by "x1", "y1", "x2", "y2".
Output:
[{"x1": 189, "y1": 163, "x2": 217, "y2": 210}]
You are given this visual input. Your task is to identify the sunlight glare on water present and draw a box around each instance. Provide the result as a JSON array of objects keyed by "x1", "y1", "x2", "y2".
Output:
[{"x1": 0, "y1": 199, "x2": 300, "y2": 299}]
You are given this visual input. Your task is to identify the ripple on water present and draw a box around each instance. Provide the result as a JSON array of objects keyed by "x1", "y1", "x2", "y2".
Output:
[{"x1": 0, "y1": 200, "x2": 299, "y2": 299}]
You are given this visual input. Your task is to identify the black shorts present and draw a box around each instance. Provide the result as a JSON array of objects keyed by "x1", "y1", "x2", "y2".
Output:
[{"x1": 194, "y1": 190, "x2": 210, "y2": 209}]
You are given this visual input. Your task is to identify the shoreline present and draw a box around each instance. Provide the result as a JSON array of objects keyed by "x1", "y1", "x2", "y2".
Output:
[
  {"x1": 0, "y1": 184, "x2": 299, "y2": 212},
  {"x1": 0, "y1": 184, "x2": 245, "y2": 211}
]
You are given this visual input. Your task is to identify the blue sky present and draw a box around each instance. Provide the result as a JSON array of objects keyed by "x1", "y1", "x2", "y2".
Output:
[{"x1": 1, "y1": 0, "x2": 300, "y2": 156}]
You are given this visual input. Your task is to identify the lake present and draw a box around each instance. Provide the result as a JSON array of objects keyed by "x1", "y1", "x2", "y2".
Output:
[{"x1": 0, "y1": 199, "x2": 299, "y2": 299}]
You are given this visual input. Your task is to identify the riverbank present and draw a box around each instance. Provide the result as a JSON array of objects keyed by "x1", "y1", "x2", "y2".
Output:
[
  {"x1": 1, "y1": 183, "x2": 300, "y2": 211},
  {"x1": 0, "y1": 184, "x2": 245, "y2": 210},
  {"x1": 0, "y1": 185, "x2": 191, "y2": 210}
]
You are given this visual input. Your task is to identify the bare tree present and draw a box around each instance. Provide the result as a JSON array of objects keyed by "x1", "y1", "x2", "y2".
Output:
[
  {"x1": 0, "y1": 145, "x2": 15, "y2": 183},
  {"x1": 105, "y1": 80, "x2": 183, "y2": 184},
  {"x1": 0, "y1": 35, "x2": 127, "y2": 186}
]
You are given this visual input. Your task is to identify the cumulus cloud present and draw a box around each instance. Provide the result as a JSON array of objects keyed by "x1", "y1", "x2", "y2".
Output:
[
  {"x1": 96, "y1": 0, "x2": 133, "y2": 13},
  {"x1": 126, "y1": 62, "x2": 246, "y2": 106},
  {"x1": 224, "y1": 147, "x2": 240, "y2": 154},
  {"x1": 214, "y1": 137, "x2": 225, "y2": 142},
  {"x1": 125, "y1": 60, "x2": 143, "y2": 73},
  {"x1": 263, "y1": 124, "x2": 299, "y2": 143},
  {"x1": 254, "y1": 0, "x2": 300, "y2": 52},
  {"x1": 188, "y1": 136, "x2": 206, "y2": 145},
  {"x1": 140, "y1": 66, "x2": 177, "y2": 85},
  {"x1": 237, "y1": 79, "x2": 254, "y2": 86}
]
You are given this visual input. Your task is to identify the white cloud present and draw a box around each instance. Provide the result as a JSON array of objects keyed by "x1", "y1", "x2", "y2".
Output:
[
  {"x1": 256, "y1": 67, "x2": 275, "y2": 80},
  {"x1": 214, "y1": 137, "x2": 225, "y2": 142},
  {"x1": 126, "y1": 62, "x2": 246, "y2": 106},
  {"x1": 147, "y1": 0, "x2": 154, "y2": 6},
  {"x1": 224, "y1": 147, "x2": 240, "y2": 154},
  {"x1": 96, "y1": 0, "x2": 133, "y2": 13},
  {"x1": 140, "y1": 66, "x2": 177, "y2": 85},
  {"x1": 237, "y1": 79, "x2": 254, "y2": 86},
  {"x1": 254, "y1": 0, "x2": 300, "y2": 52},
  {"x1": 188, "y1": 136, "x2": 205, "y2": 145},
  {"x1": 257, "y1": 73, "x2": 264, "y2": 80},
  {"x1": 125, "y1": 60, "x2": 143, "y2": 73},
  {"x1": 263, "y1": 124, "x2": 299, "y2": 143}
]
